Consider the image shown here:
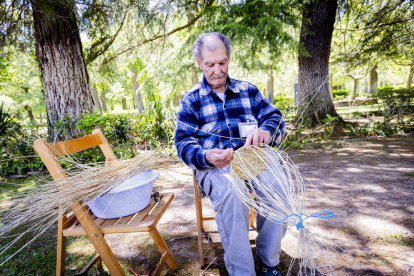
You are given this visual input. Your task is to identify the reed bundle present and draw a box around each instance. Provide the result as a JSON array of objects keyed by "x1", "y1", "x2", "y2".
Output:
[
  {"x1": 0, "y1": 150, "x2": 171, "y2": 265},
  {"x1": 230, "y1": 145, "x2": 335, "y2": 275}
]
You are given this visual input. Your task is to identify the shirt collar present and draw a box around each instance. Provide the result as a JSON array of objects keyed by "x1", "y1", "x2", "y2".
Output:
[{"x1": 200, "y1": 74, "x2": 240, "y2": 96}]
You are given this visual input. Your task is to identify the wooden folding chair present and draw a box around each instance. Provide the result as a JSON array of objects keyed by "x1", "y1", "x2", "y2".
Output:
[
  {"x1": 33, "y1": 129, "x2": 177, "y2": 276},
  {"x1": 193, "y1": 171, "x2": 256, "y2": 267}
]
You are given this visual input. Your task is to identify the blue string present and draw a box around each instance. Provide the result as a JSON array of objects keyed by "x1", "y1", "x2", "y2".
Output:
[{"x1": 272, "y1": 210, "x2": 335, "y2": 231}]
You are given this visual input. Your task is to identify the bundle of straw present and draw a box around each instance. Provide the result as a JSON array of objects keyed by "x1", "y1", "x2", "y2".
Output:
[
  {"x1": 0, "y1": 151, "x2": 171, "y2": 265},
  {"x1": 230, "y1": 145, "x2": 335, "y2": 275}
]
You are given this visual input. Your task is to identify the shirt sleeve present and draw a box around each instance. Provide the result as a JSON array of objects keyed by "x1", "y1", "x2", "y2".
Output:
[
  {"x1": 174, "y1": 98, "x2": 215, "y2": 170},
  {"x1": 250, "y1": 86, "x2": 286, "y2": 145}
]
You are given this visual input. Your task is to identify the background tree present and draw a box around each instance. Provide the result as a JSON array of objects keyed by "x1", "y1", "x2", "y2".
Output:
[
  {"x1": 31, "y1": 0, "x2": 95, "y2": 130},
  {"x1": 1, "y1": 0, "x2": 215, "y2": 132},
  {"x1": 297, "y1": 0, "x2": 340, "y2": 127},
  {"x1": 333, "y1": 0, "x2": 414, "y2": 94},
  {"x1": 0, "y1": 49, "x2": 44, "y2": 122}
]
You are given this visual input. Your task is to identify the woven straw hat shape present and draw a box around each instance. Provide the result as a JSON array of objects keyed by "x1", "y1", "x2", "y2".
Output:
[{"x1": 231, "y1": 146, "x2": 268, "y2": 180}]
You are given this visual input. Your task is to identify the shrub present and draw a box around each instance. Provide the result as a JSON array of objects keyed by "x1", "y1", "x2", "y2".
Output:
[
  {"x1": 345, "y1": 120, "x2": 407, "y2": 138},
  {"x1": 333, "y1": 90, "x2": 350, "y2": 100},
  {"x1": 0, "y1": 123, "x2": 45, "y2": 176},
  {"x1": 274, "y1": 97, "x2": 294, "y2": 110},
  {"x1": 0, "y1": 102, "x2": 177, "y2": 176},
  {"x1": 377, "y1": 86, "x2": 414, "y2": 123},
  {"x1": 0, "y1": 103, "x2": 18, "y2": 137}
]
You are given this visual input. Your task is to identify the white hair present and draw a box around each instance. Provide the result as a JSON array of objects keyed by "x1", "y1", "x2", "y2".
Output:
[{"x1": 192, "y1": 32, "x2": 232, "y2": 61}]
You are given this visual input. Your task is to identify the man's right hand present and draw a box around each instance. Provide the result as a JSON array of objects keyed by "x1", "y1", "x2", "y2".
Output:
[{"x1": 206, "y1": 148, "x2": 234, "y2": 168}]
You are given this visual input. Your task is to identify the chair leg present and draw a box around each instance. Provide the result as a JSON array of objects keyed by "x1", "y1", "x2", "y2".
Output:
[
  {"x1": 149, "y1": 228, "x2": 178, "y2": 271},
  {"x1": 56, "y1": 216, "x2": 66, "y2": 276},
  {"x1": 193, "y1": 173, "x2": 205, "y2": 267},
  {"x1": 250, "y1": 193, "x2": 255, "y2": 228},
  {"x1": 96, "y1": 256, "x2": 102, "y2": 270},
  {"x1": 96, "y1": 234, "x2": 103, "y2": 270},
  {"x1": 153, "y1": 252, "x2": 168, "y2": 276},
  {"x1": 72, "y1": 202, "x2": 125, "y2": 276}
]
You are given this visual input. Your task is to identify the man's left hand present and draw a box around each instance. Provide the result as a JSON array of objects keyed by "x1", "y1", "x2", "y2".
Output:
[{"x1": 245, "y1": 128, "x2": 271, "y2": 147}]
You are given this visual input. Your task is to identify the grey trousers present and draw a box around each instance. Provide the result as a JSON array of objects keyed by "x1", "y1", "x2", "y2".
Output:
[{"x1": 197, "y1": 165, "x2": 287, "y2": 276}]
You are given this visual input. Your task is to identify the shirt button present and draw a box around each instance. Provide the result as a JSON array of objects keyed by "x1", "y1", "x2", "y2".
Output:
[
  {"x1": 231, "y1": 139, "x2": 234, "y2": 143},
  {"x1": 227, "y1": 123, "x2": 230, "y2": 127},
  {"x1": 224, "y1": 105, "x2": 226, "y2": 109}
]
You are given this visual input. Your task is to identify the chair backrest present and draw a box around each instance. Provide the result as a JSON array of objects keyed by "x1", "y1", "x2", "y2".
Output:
[{"x1": 33, "y1": 129, "x2": 117, "y2": 181}]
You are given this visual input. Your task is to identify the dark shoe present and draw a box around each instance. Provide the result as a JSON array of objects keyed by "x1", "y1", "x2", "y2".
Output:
[{"x1": 259, "y1": 260, "x2": 282, "y2": 276}]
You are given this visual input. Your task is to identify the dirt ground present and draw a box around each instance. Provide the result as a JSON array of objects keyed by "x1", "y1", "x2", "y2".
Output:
[{"x1": 73, "y1": 134, "x2": 414, "y2": 276}]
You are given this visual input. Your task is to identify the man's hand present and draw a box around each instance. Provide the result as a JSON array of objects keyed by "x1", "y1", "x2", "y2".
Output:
[
  {"x1": 206, "y1": 148, "x2": 234, "y2": 168},
  {"x1": 245, "y1": 128, "x2": 271, "y2": 147}
]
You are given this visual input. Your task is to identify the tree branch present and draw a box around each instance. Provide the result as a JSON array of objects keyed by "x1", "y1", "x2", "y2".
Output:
[
  {"x1": 336, "y1": 16, "x2": 414, "y2": 31},
  {"x1": 101, "y1": 0, "x2": 215, "y2": 65},
  {"x1": 86, "y1": 11, "x2": 128, "y2": 64}
]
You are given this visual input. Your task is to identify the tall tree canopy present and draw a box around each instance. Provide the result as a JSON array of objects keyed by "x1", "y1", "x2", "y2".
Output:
[{"x1": 0, "y1": 0, "x2": 215, "y2": 132}]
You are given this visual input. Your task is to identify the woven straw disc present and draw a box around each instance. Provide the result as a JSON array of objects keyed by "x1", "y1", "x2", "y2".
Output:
[{"x1": 231, "y1": 146, "x2": 268, "y2": 180}]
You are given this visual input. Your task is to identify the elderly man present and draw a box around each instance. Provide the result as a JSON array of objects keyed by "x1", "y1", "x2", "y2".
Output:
[{"x1": 175, "y1": 32, "x2": 286, "y2": 276}]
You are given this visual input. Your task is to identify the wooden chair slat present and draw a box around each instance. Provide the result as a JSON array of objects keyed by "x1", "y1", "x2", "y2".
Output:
[
  {"x1": 62, "y1": 193, "x2": 174, "y2": 237},
  {"x1": 128, "y1": 199, "x2": 157, "y2": 224},
  {"x1": 115, "y1": 214, "x2": 135, "y2": 225},
  {"x1": 101, "y1": 218, "x2": 119, "y2": 226},
  {"x1": 48, "y1": 133, "x2": 102, "y2": 157},
  {"x1": 145, "y1": 193, "x2": 174, "y2": 226},
  {"x1": 94, "y1": 218, "x2": 106, "y2": 226}
]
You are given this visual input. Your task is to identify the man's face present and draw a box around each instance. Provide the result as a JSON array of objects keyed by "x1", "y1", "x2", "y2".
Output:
[{"x1": 196, "y1": 41, "x2": 229, "y2": 92}]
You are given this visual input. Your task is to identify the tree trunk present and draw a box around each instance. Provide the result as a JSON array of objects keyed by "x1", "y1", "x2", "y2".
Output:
[
  {"x1": 130, "y1": 65, "x2": 144, "y2": 113},
  {"x1": 90, "y1": 83, "x2": 102, "y2": 113},
  {"x1": 192, "y1": 65, "x2": 199, "y2": 86},
  {"x1": 121, "y1": 98, "x2": 127, "y2": 110},
  {"x1": 351, "y1": 78, "x2": 359, "y2": 99},
  {"x1": 329, "y1": 73, "x2": 333, "y2": 98},
  {"x1": 100, "y1": 91, "x2": 107, "y2": 112},
  {"x1": 407, "y1": 60, "x2": 414, "y2": 92},
  {"x1": 22, "y1": 87, "x2": 35, "y2": 123},
  {"x1": 173, "y1": 93, "x2": 180, "y2": 107},
  {"x1": 369, "y1": 64, "x2": 378, "y2": 96},
  {"x1": 267, "y1": 70, "x2": 274, "y2": 104},
  {"x1": 297, "y1": 0, "x2": 340, "y2": 127},
  {"x1": 364, "y1": 78, "x2": 368, "y2": 94},
  {"x1": 31, "y1": 0, "x2": 94, "y2": 131},
  {"x1": 24, "y1": 105, "x2": 35, "y2": 123}
]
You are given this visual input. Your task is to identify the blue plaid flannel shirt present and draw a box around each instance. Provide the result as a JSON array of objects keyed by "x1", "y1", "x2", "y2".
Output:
[{"x1": 175, "y1": 75, "x2": 285, "y2": 170}]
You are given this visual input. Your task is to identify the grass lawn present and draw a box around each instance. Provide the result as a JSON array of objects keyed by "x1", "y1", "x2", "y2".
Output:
[
  {"x1": 0, "y1": 175, "x2": 103, "y2": 275},
  {"x1": 336, "y1": 103, "x2": 384, "y2": 116}
]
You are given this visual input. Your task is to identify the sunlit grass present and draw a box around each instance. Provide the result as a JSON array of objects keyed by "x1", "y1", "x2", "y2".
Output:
[
  {"x1": 0, "y1": 176, "x2": 99, "y2": 275},
  {"x1": 336, "y1": 104, "x2": 384, "y2": 115}
]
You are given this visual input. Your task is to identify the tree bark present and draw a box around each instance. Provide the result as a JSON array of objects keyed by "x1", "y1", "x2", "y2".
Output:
[
  {"x1": 90, "y1": 83, "x2": 102, "y2": 113},
  {"x1": 192, "y1": 65, "x2": 199, "y2": 86},
  {"x1": 22, "y1": 87, "x2": 35, "y2": 123},
  {"x1": 130, "y1": 65, "x2": 144, "y2": 113},
  {"x1": 267, "y1": 70, "x2": 274, "y2": 104},
  {"x1": 31, "y1": 0, "x2": 94, "y2": 131},
  {"x1": 364, "y1": 78, "x2": 368, "y2": 94},
  {"x1": 407, "y1": 60, "x2": 414, "y2": 92},
  {"x1": 329, "y1": 73, "x2": 333, "y2": 98},
  {"x1": 369, "y1": 63, "x2": 378, "y2": 96},
  {"x1": 351, "y1": 78, "x2": 359, "y2": 99},
  {"x1": 297, "y1": 0, "x2": 340, "y2": 127},
  {"x1": 172, "y1": 93, "x2": 180, "y2": 107},
  {"x1": 100, "y1": 91, "x2": 107, "y2": 112},
  {"x1": 346, "y1": 74, "x2": 365, "y2": 99},
  {"x1": 121, "y1": 98, "x2": 127, "y2": 110}
]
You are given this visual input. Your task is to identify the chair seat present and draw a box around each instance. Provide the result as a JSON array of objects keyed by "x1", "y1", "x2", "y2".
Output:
[{"x1": 63, "y1": 193, "x2": 174, "y2": 236}]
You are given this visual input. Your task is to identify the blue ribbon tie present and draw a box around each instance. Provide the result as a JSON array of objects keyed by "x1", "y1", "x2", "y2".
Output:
[{"x1": 272, "y1": 210, "x2": 335, "y2": 231}]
